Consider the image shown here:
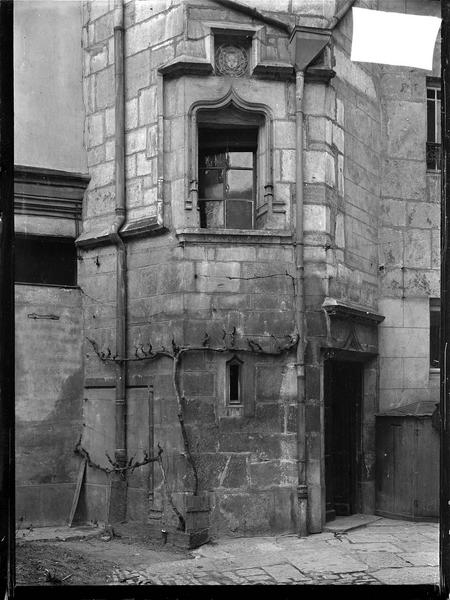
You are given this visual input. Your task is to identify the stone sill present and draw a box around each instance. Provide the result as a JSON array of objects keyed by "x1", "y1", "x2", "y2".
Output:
[
  {"x1": 15, "y1": 282, "x2": 79, "y2": 290},
  {"x1": 176, "y1": 228, "x2": 293, "y2": 246}
]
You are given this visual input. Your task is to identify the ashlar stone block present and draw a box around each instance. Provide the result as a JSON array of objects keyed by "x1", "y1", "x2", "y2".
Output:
[
  {"x1": 406, "y1": 202, "x2": 439, "y2": 229},
  {"x1": 95, "y1": 65, "x2": 114, "y2": 109},
  {"x1": 385, "y1": 101, "x2": 426, "y2": 160},
  {"x1": 304, "y1": 151, "x2": 335, "y2": 187},
  {"x1": 125, "y1": 127, "x2": 147, "y2": 155},
  {"x1": 89, "y1": 160, "x2": 114, "y2": 188},
  {"x1": 404, "y1": 229, "x2": 431, "y2": 269},
  {"x1": 274, "y1": 121, "x2": 295, "y2": 149},
  {"x1": 87, "y1": 112, "x2": 104, "y2": 148},
  {"x1": 125, "y1": 50, "x2": 151, "y2": 99},
  {"x1": 139, "y1": 86, "x2": 157, "y2": 125},
  {"x1": 382, "y1": 159, "x2": 426, "y2": 200},
  {"x1": 304, "y1": 204, "x2": 329, "y2": 232},
  {"x1": 90, "y1": 45, "x2": 108, "y2": 73},
  {"x1": 125, "y1": 98, "x2": 138, "y2": 130},
  {"x1": 146, "y1": 125, "x2": 158, "y2": 158},
  {"x1": 379, "y1": 357, "x2": 403, "y2": 389},
  {"x1": 379, "y1": 327, "x2": 428, "y2": 358}
]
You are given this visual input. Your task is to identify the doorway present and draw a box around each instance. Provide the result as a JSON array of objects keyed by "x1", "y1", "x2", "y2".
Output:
[{"x1": 324, "y1": 360, "x2": 363, "y2": 521}]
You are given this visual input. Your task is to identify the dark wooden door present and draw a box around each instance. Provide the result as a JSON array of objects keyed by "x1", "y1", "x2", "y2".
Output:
[{"x1": 324, "y1": 360, "x2": 362, "y2": 521}]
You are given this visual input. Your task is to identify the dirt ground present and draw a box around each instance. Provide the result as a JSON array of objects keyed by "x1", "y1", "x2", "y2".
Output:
[{"x1": 16, "y1": 522, "x2": 192, "y2": 585}]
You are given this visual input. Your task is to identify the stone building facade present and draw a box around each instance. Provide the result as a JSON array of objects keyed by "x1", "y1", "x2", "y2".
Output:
[{"x1": 15, "y1": 0, "x2": 441, "y2": 538}]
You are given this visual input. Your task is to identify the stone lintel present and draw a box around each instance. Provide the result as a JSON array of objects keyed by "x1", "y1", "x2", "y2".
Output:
[
  {"x1": 322, "y1": 347, "x2": 377, "y2": 362},
  {"x1": 176, "y1": 227, "x2": 293, "y2": 246},
  {"x1": 322, "y1": 298, "x2": 385, "y2": 326}
]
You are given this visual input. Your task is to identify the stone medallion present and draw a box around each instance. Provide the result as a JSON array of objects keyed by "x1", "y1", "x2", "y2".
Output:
[{"x1": 215, "y1": 44, "x2": 248, "y2": 77}]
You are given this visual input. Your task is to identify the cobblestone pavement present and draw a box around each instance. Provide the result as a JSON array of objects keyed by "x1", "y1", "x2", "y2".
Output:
[{"x1": 111, "y1": 517, "x2": 439, "y2": 586}]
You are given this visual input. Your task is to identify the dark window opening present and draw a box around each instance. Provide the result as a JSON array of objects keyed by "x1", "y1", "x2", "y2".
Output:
[
  {"x1": 427, "y1": 81, "x2": 441, "y2": 171},
  {"x1": 15, "y1": 235, "x2": 77, "y2": 287},
  {"x1": 227, "y1": 356, "x2": 242, "y2": 405},
  {"x1": 198, "y1": 127, "x2": 257, "y2": 230},
  {"x1": 430, "y1": 298, "x2": 440, "y2": 368}
]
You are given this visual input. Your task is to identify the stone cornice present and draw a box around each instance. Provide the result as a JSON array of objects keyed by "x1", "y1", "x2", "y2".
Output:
[
  {"x1": 14, "y1": 165, "x2": 90, "y2": 220},
  {"x1": 76, "y1": 216, "x2": 167, "y2": 249},
  {"x1": 158, "y1": 55, "x2": 214, "y2": 78},
  {"x1": 305, "y1": 66, "x2": 336, "y2": 84},
  {"x1": 252, "y1": 61, "x2": 294, "y2": 81},
  {"x1": 322, "y1": 298, "x2": 385, "y2": 326}
]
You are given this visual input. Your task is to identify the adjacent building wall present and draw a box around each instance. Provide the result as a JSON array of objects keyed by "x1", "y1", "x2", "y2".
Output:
[
  {"x1": 377, "y1": 0, "x2": 441, "y2": 412},
  {"x1": 14, "y1": 0, "x2": 87, "y2": 526},
  {"x1": 15, "y1": 286, "x2": 84, "y2": 526},
  {"x1": 14, "y1": 0, "x2": 87, "y2": 173}
]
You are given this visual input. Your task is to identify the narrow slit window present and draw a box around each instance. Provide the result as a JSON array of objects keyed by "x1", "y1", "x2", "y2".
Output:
[
  {"x1": 426, "y1": 80, "x2": 441, "y2": 171},
  {"x1": 227, "y1": 357, "x2": 242, "y2": 405},
  {"x1": 430, "y1": 298, "x2": 440, "y2": 369}
]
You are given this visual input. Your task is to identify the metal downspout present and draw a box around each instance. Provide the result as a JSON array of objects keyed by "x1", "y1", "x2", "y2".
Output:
[
  {"x1": 110, "y1": 0, "x2": 127, "y2": 474},
  {"x1": 295, "y1": 71, "x2": 308, "y2": 537}
]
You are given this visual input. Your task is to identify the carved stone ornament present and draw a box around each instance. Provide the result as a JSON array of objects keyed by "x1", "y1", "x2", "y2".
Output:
[{"x1": 215, "y1": 44, "x2": 248, "y2": 77}]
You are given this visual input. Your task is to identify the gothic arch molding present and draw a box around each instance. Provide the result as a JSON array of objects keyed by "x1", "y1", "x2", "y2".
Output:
[{"x1": 187, "y1": 87, "x2": 275, "y2": 224}]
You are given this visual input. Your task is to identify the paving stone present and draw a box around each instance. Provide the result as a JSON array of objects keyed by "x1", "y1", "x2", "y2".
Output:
[
  {"x1": 184, "y1": 577, "x2": 202, "y2": 585},
  {"x1": 372, "y1": 566, "x2": 439, "y2": 585},
  {"x1": 235, "y1": 567, "x2": 267, "y2": 577},
  {"x1": 324, "y1": 536, "x2": 353, "y2": 546},
  {"x1": 263, "y1": 563, "x2": 308, "y2": 582},
  {"x1": 352, "y1": 551, "x2": 410, "y2": 569},
  {"x1": 289, "y1": 550, "x2": 368, "y2": 573},
  {"x1": 223, "y1": 554, "x2": 292, "y2": 569},
  {"x1": 391, "y1": 540, "x2": 438, "y2": 553},
  {"x1": 400, "y1": 552, "x2": 439, "y2": 566},
  {"x1": 106, "y1": 518, "x2": 441, "y2": 586},
  {"x1": 340, "y1": 542, "x2": 403, "y2": 552},
  {"x1": 222, "y1": 571, "x2": 247, "y2": 583},
  {"x1": 344, "y1": 531, "x2": 401, "y2": 543}
]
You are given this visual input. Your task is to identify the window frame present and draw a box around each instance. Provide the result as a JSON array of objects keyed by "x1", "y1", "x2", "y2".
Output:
[
  {"x1": 198, "y1": 128, "x2": 257, "y2": 229},
  {"x1": 226, "y1": 355, "x2": 244, "y2": 406},
  {"x1": 188, "y1": 88, "x2": 274, "y2": 230}
]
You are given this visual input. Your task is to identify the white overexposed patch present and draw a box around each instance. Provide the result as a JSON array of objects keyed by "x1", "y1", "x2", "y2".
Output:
[{"x1": 351, "y1": 7, "x2": 441, "y2": 71}]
